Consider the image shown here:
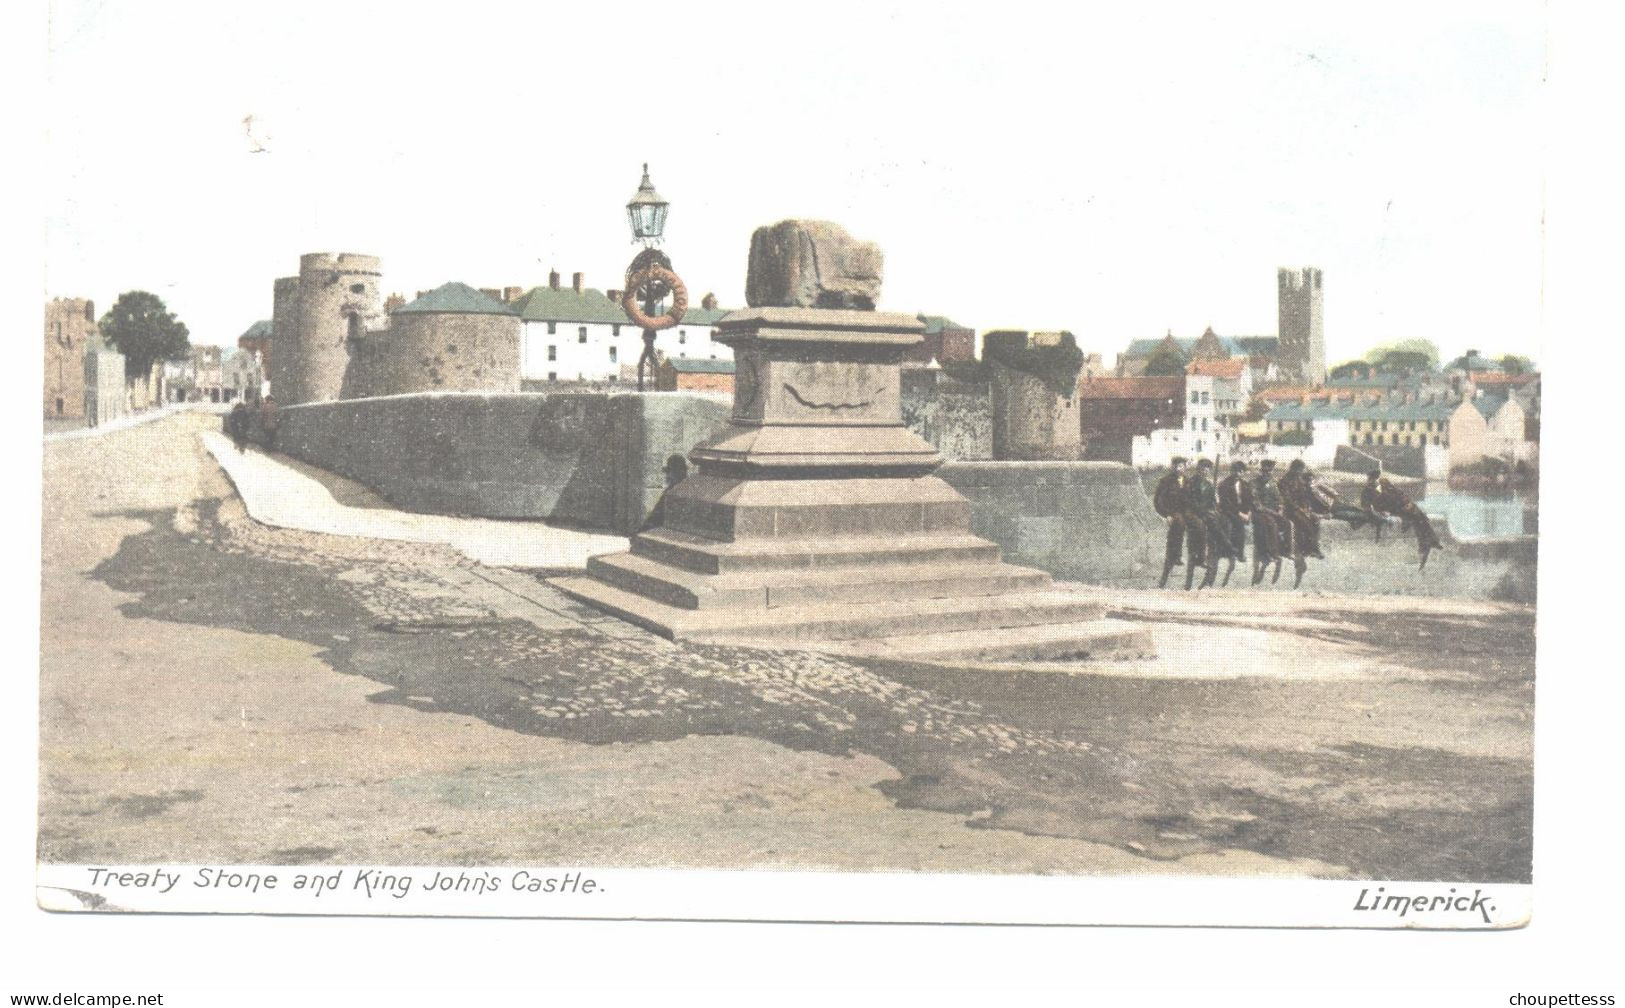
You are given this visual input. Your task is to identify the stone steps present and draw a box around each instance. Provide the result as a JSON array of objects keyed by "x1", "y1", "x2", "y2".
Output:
[
  {"x1": 629, "y1": 527, "x2": 1004, "y2": 575},
  {"x1": 586, "y1": 550, "x2": 1051, "y2": 611},
  {"x1": 819, "y1": 618, "x2": 1155, "y2": 663},
  {"x1": 548, "y1": 575, "x2": 1108, "y2": 644}
]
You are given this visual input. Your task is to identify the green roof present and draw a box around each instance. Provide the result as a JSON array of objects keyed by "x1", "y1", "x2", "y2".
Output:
[
  {"x1": 395, "y1": 282, "x2": 518, "y2": 316},
  {"x1": 512, "y1": 285, "x2": 636, "y2": 324},
  {"x1": 667, "y1": 358, "x2": 735, "y2": 374},
  {"x1": 511, "y1": 284, "x2": 732, "y2": 326},
  {"x1": 918, "y1": 314, "x2": 968, "y2": 334},
  {"x1": 1266, "y1": 399, "x2": 1457, "y2": 423},
  {"x1": 238, "y1": 319, "x2": 273, "y2": 342}
]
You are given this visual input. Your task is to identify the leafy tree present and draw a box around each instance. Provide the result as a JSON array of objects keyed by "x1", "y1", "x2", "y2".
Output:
[
  {"x1": 1329, "y1": 360, "x2": 1370, "y2": 380},
  {"x1": 1498, "y1": 354, "x2": 1535, "y2": 375},
  {"x1": 1242, "y1": 398, "x2": 1270, "y2": 424},
  {"x1": 984, "y1": 330, "x2": 1086, "y2": 396},
  {"x1": 1375, "y1": 349, "x2": 1433, "y2": 374},
  {"x1": 1362, "y1": 338, "x2": 1439, "y2": 370},
  {"x1": 1141, "y1": 340, "x2": 1189, "y2": 378},
  {"x1": 99, "y1": 290, "x2": 190, "y2": 378}
]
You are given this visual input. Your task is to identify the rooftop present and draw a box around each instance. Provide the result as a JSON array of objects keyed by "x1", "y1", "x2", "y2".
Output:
[
  {"x1": 1187, "y1": 358, "x2": 1245, "y2": 378},
  {"x1": 666, "y1": 358, "x2": 736, "y2": 374},
  {"x1": 1124, "y1": 333, "x2": 1279, "y2": 358},
  {"x1": 1077, "y1": 375, "x2": 1184, "y2": 400},
  {"x1": 238, "y1": 319, "x2": 273, "y2": 343},
  {"x1": 511, "y1": 284, "x2": 731, "y2": 326},
  {"x1": 1265, "y1": 398, "x2": 1458, "y2": 423},
  {"x1": 395, "y1": 282, "x2": 519, "y2": 316}
]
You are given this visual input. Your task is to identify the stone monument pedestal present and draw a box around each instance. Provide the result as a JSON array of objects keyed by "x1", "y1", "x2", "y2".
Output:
[{"x1": 551, "y1": 306, "x2": 1152, "y2": 665}]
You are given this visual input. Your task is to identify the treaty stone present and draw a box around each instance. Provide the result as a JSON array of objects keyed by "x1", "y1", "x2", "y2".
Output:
[{"x1": 744, "y1": 220, "x2": 884, "y2": 311}]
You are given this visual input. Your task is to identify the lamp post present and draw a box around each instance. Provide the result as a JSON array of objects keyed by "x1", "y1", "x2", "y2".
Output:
[{"x1": 621, "y1": 164, "x2": 688, "y2": 391}]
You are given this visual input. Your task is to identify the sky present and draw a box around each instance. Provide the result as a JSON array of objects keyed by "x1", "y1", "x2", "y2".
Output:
[{"x1": 42, "y1": 0, "x2": 1547, "y2": 368}]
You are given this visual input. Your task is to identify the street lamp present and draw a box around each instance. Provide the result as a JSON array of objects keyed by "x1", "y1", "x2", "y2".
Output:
[
  {"x1": 626, "y1": 163, "x2": 669, "y2": 245},
  {"x1": 620, "y1": 164, "x2": 688, "y2": 390}
]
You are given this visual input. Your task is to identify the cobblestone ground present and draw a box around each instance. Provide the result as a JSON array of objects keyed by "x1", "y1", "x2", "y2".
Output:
[{"x1": 39, "y1": 413, "x2": 1534, "y2": 881}]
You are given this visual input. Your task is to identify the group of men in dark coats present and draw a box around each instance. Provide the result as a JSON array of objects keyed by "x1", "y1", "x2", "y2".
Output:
[{"x1": 1153, "y1": 456, "x2": 1441, "y2": 590}]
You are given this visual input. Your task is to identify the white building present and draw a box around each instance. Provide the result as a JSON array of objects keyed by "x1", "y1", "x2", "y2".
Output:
[
  {"x1": 1131, "y1": 374, "x2": 1240, "y2": 466},
  {"x1": 514, "y1": 270, "x2": 731, "y2": 383}
]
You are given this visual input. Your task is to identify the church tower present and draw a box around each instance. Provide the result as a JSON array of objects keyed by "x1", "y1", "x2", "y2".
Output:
[{"x1": 1277, "y1": 266, "x2": 1325, "y2": 384}]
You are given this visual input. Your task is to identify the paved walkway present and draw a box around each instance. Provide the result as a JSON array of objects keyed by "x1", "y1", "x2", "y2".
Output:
[
  {"x1": 199, "y1": 431, "x2": 627, "y2": 569},
  {"x1": 44, "y1": 403, "x2": 204, "y2": 443}
]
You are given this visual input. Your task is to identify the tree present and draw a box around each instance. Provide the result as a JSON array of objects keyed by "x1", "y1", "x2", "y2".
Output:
[
  {"x1": 1141, "y1": 340, "x2": 1189, "y2": 378},
  {"x1": 99, "y1": 291, "x2": 190, "y2": 378},
  {"x1": 1498, "y1": 354, "x2": 1535, "y2": 375},
  {"x1": 1242, "y1": 398, "x2": 1270, "y2": 424},
  {"x1": 1375, "y1": 349, "x2": 1433, "y2": 374},
  {"x1": 1362, "y1": 338, "x2": 1440, "y2": 371}
]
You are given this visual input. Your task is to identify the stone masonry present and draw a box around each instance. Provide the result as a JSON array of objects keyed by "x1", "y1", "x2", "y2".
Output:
[{"x1": 554, "y1": 224, "x2": 1152, "y2": 665}]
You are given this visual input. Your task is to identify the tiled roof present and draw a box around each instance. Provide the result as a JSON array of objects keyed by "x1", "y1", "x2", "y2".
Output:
[
  {"x1": 1188, "y1": 358, "x2": 1245, "y2": 378},
  {"x1": 395, "y1": 282, "x2": 518, "y2": 316},
  {"x1": 1077, "y1": 376, "x2": 1184, "y2": 400}
]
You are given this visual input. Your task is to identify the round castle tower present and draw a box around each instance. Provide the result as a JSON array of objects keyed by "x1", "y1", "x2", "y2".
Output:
[
  {"x1": 275, "y1": 253, "x2": 384, "y2": 405},
  {"x1": 375, "y1": 283, "x2": 521, "y2": 396},
  {"x1": 268, "y1": 276, "x2": 300, "y2": 402}
]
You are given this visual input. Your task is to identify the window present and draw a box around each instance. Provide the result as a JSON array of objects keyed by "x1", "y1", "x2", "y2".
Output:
[
  {"x1": 547, "y1": 322, "x2": 556, "y2": 335},
  {"x1": 1191, "y1": 391, "x2": 1199, "y2": 404},
  {"x1": 547, "y1": 345, "x2": 557, "y2": 362},
  {"x1": 1200, "y1": 391, "x2": 1209, "y2": 405},
  {"x1": 1201, "y1": 417, "x2": 1208, "y2": 431},
  {"x1": 547, "y1": 372, "x2": 556, "y2": 382},
  {"x1": 578, "y1": 326, "x2": 587, "y2": 342},
  {"x1": 678, "y1": 330, "x2": 687, "y2": 344},
  {"x1": 609, "y1": 346, "x2": 618, "y2": 363},
  {"x1": 1195, "y1": 440, "x2": 1204, "y2": 453},
  {"x1": 612, "y1": 324, "x2": 621, "y2": 337}
]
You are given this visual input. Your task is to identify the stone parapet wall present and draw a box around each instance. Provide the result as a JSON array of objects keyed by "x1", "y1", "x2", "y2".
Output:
[
  {"x1": 938, "y1": 461, "x2": 1163, "y2": 583},
  {"x1": 268, "y1": 391, "x2": 729, "y2": 535}
]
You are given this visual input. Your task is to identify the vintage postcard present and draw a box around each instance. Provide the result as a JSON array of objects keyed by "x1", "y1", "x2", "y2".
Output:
[{"x1": 35, "y1": 0, "x2": 1547, "y2": 933}]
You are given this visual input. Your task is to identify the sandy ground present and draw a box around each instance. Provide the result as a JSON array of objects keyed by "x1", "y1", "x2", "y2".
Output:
[{"x1": 38, "y1": 413, "x2": 1534, "y2": 881}]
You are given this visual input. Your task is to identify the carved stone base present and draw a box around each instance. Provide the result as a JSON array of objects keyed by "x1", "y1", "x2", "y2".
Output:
[{"x1": 551, "y1": 306, "x2": 1154, "y2": 665}]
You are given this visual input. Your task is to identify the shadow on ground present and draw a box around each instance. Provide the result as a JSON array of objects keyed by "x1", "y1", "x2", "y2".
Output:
[{"x1": 85, "y1": 501, "x2": 1534, "y2": 881}]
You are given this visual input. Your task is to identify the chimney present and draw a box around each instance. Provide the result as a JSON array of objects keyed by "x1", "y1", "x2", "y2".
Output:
[
  {"x1": 606, "y1": 289, "x2": 622, "y2": 304},
  {"x1": 572, "y1": 272, "x2": 583, "y2": 293},
  {"x1": 549, "y1": 269, "x2": 560, "y2": 290},
  {"x1": 701, "y1": 292, "x2": 718, "y2": 311},
  {"x1": 417, "y1": 290, "x2": 429, "y2": 300},
  {"x1": 479, "y1": 287, "x2": 502, "y2": 301},
  {"x1": 503, "y1": 286, "x2": 521, "y2": 302}
]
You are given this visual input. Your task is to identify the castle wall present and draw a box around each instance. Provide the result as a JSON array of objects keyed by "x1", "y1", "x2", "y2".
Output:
[
  {"x1": 268, "y1": 276, "x2": 300, "y2": 403},
  {"x1": 989, "y1": 363, "x2": 1080, "y2": 460},
  {"x1": 287, "y1": 253, "x2": 383, "y2": 405},
  {"x1": 266, "y1": 391, "x2": 729, "y2": 534},
  {"x1": 371, "y1": 312, "x2": 522, "y2": 397},
  {"x1": 900, "y1": 369, "x2": 993, "y2": 460}
]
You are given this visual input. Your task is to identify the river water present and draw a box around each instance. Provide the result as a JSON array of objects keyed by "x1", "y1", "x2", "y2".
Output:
[{"x1": 1418, "y1": 484, "x2": 1536, "y2": 540}]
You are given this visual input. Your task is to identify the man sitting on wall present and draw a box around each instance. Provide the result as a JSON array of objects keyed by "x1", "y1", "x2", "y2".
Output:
[
  {"x1": 1360, "y1": 470, "x2": 1445, "y2": 570},
  {"x1": 1153, "y1": 457, "x2": 1187, "y2": 589}
]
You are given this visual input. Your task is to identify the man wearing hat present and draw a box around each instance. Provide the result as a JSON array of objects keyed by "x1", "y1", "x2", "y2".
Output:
[
  {"x1": 1251, "y1": 459, "x2": 1289, "y2": 585},
  {"x1": 1216, "y1": 460, "x2": 1253, "y2": 586},
  {"x1": 1153, "y1": 457, "x2": 1188, "y2": 589},
  {"x1": 1281, "y1": 458, "x2": 1332, "y2": 562},
  {"x1": 1181, "y1": 458, "x2": 1231, "y2": 590},
  {"x1": 1360, "y1": 469, "x2": 1444, "y2": 569}
]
